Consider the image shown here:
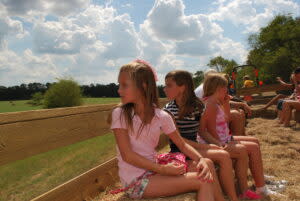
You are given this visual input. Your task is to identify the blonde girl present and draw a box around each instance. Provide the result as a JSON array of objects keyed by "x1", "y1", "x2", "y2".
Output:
[
  {"x1": 109, "y1": 60, "x2": 218, "y2": 201},
  {"x1": 200, "y1": 73, "x2": 277, "y2": 197}
]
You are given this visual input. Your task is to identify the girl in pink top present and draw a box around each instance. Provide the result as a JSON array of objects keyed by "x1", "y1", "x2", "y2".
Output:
[
  {"x1": 109, "y1": 60, "x2": 219, "y2": 201},
  {"x1": 200, "y1": 73, "x2": 279, "y2": 197}
]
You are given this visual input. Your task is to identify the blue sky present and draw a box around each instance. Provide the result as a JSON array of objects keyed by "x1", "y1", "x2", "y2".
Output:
[{"x1": 0, "y1": 0, "x2": 299, "y2": 86}]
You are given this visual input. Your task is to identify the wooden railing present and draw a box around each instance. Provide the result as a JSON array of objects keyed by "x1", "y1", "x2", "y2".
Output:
[
  {"x1": 0, "y1": 99, "x2": 169, "y2": 201},
  {"x1": 235, "y1": 83, "x2": 287, "y2": 96}
]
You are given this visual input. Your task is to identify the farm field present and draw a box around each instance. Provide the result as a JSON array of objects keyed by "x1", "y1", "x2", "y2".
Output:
[{"x1": 0, "y1": 97, "x2": 121, "y2": 113}]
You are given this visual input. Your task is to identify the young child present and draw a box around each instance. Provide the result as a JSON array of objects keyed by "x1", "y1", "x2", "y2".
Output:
[
  {"x1": 163, "y1": 70, "x2": 258, "y2": 200},
  {"x1": 108, "y1": 60, "x2": 217, "y2": 201},
  {"x1": 200, "y1": 73, "x2": 278, "y2": 197}
]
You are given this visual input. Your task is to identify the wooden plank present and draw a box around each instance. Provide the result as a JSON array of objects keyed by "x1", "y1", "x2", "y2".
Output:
[
  {"x1": 0, "y1": 104, "x2": 118, "y2": 125},
  {"x1": 0, "y1": 99, "x2": 169, "y2": 166},
  {"x1": 31, "y1": 158, "x2": 119, "y2": 201},
  {"x1": 0, "y1": 110, "x2": 111, "y2": 166},
  {"x1": 236, "y1": 83, "x2": 287, "y2": 96}
]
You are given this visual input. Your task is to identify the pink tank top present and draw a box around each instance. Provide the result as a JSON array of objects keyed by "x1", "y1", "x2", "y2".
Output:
[
  {"x1": 197, "y1": 102, "x2": 232, "y2": 145},
  {"x1": 215, "y1": 104, "x2": 232, "y2": 145}
]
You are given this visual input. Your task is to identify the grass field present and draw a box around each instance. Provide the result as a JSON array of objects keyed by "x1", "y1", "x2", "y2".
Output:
[{"x1": 0, "y1": 97, "x2": 120, "y2": 113}]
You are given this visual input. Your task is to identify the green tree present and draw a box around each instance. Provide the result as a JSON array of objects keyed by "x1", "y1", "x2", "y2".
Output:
[
  {"x1": 28, "y1": 92, "x2": 44, "y2": 106},
  {"x1": 44, "y1": 79, "x2": 82, "y2": 108},
  {"x1": 247, "y1": 15, "x2": 300, "y2": 83},
  {"x1": 208, "y1": 56, "x2": 238, "y2": 74},
  {"x1": 193, "y1": 70, "x2": 204, "y2": 87}
]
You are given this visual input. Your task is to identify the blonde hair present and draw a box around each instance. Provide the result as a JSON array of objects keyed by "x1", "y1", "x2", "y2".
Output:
[
  {"x1": 203, "y1": 73, "x2": 228, "y2": 97},
  {"x1": 108, "y1": 61, "x2": 159, "y2": 137},
  {"x1": 165, "y1": 70, "x2": 203, "y2": 119}
]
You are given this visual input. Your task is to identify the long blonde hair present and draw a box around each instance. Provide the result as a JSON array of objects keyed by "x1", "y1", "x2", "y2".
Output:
[
  {"x1": 165, "y1": 70, "x2": 203, "y2": 118},
  {"x1": 108, "y1": 61, "x2": 159, "y2": 136},
  {"x1": 203, "y1": 73, "x2": 228, "y2": 97}
]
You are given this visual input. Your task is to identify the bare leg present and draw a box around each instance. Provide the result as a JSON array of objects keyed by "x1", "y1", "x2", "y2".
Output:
[
  {"x1": 262, "y1": 94, "x2": 287, "y2": 109},
  {"x1": 230, "y1": 109, "x2": 246, "y2": 136},
  {"x1": 238, "y1": 141, "x2": 265, "y2": 188},
  {"x1": 187, "y1": 159, "x2": 226, "y2": 201},
  {"x1": 198, "y1": 149, "x2": 239, "y2": 201},
  {"x1": 233, "y1": 136, "x2": 260, "y2": 145},
  {"x1": 143, "y1": 172, "x2": 214, "y2": 201},
  {"x1": 282, "y1": 101, "x2": 300, "y2": 126},
  {"x1": 224, "y1": 144, "x2": 249, "y2": 194}
]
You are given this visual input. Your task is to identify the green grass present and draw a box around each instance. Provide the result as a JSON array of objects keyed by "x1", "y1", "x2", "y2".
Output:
[
  {"x1": 0, "y1": 98, "x2": 120, "y2": 113},
  {"x1": 0, "y1": 100, "x2": 44, "y2": 113},
  {"x1": 0, "y1": 134, "x2": 116, "y2": 201}
]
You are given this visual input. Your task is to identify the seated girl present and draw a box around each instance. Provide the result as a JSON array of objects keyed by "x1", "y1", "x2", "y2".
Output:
[{"x1": 200, "y1": 73, "x2": 278, "y2": 197}]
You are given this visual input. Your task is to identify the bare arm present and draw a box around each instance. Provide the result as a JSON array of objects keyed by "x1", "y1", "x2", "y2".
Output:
[
  {"x1": 277, "y1": 77, "x2": 293, "y2": 89},
  {"x1": 229, "y1": 101, "x2": 252, "y2": 116},
  {"x1": 199, "y1": 103, "x2": 222, "y2": 146}
]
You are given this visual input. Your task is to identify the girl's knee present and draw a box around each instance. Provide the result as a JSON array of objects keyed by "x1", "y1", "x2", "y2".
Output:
[
  {"x1": 215, "y1": 150, "x2": 231, "y2": 165},
  {"x1": 235, "y1": 144, "x2": 249, "y2": 161}
]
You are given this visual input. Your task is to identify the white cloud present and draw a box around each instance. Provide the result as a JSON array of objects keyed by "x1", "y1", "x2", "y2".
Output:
[
  {"x1": 147, "y1": 0, "x2": 203, "y2": 41},
  {"x1": 0, "y1": 48, "x2": 59, "y2": 85},
  {"x1": 0, "y1": 14, "x2": 24, "y2": 49},
  {"x1": 210, "y1": 0, "x2": 300, "y2": 33},
  {"x1": 33, "y1": 20, "x2": 96, "y2": 54},
  {"x1": 144, "y1": 0, "x2": 246, "y2": 63},
  {"x1": 138, "y1": 21, "x2": 171, "y2": 66},
  {"x1": 1, "y1": 0, "x2": 90, "y2": 17}
]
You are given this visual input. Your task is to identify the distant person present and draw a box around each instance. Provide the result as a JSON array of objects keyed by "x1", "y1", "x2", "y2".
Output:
[
  {"x1": 243, "y1": 75, "x2": 254, "y2": 102},
  {"x1": 278, "y1": 67, "x2": 300, "y2": 127},
  {"x1": 243, "y1": 75, "x2": 254, "y2": 88},
  {"x1": 194, "y1": 68, "x2": 218, "y2": 99},
  {"x1": 261, "y1": 69, "x2": 300, "y2": 110}
]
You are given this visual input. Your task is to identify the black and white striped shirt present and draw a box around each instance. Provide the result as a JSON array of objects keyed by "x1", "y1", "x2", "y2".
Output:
[{"x1": 163, "y1": 100, "x2": 203, "y2": 153}]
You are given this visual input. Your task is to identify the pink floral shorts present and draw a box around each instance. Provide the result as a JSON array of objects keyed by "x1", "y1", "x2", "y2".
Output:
[{"x1": 125, "y1": 171, "x2": 154, "y2": 199}]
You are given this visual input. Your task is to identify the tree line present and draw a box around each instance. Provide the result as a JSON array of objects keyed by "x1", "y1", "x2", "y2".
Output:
[{"x1": 0, "y1": 82, "x2": 166, "y2": 101}]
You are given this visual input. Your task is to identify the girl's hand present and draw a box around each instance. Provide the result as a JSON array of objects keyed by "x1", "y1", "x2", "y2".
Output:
[
  {"x1": 196, "y1": 158, "x2": 213, "y2": 183},
  {"x1": 159, "y1": 163, "x2": 186, "y2": 176}
]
